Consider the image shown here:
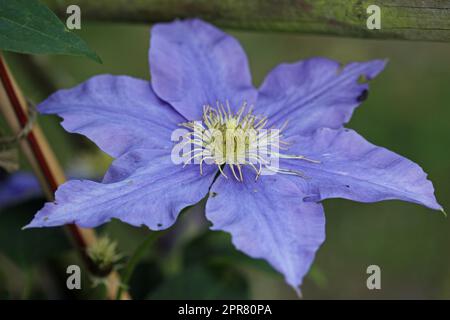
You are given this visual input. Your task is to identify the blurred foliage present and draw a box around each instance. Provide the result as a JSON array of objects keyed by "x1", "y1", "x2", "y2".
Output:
[
  {"x1": 0, "y1": 22, "x2": 449, "y2": 299},
  {"x1": 149, "y1": 264, "x2": 249, "y2": 300},
  {"x1": 0, "y1": 199, "x2": 69, "y2": 266},
  {"x1": 0, "y1": 198, "x2": 71, "y2": 298}
]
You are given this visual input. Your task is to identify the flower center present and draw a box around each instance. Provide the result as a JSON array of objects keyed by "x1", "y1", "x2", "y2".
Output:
[{"x1": 179, "y1": 102, "x2": 319, "y2": 181}]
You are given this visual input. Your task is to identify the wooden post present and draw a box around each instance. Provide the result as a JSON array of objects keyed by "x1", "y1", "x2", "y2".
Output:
[{"x1": 45, "y1": 0, "x2": 450, "y2": 42}]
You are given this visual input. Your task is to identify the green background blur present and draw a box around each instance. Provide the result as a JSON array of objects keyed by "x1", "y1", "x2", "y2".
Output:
[{"x1": 1, "y1": 22, "x2": 449, "y2": 299}]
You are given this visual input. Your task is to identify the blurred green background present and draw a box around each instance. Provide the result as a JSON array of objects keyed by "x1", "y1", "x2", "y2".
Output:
[{"x1": 1, "y1": 22, "x2": 449, "y2": 299}]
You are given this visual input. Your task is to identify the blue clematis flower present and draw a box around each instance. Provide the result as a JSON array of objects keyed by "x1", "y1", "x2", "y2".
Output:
[
  {"x1": 26, "y1": 19, "x2": 442, "y2": 291},
  {"x1": 0, "y1": 171, "x2": 41, "y2": 209},
  {"x1": 0, "y1": 167, "x2": 98, "y2": 210}
]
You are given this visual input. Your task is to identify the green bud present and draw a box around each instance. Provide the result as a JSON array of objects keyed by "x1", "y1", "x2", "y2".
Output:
[{"x1": 87, "y1": 236, "x2": 122, "y2": 277}]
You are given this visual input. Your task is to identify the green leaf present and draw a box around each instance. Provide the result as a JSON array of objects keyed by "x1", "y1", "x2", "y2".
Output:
[{"x1": 0, "y1": 0, "x2": 101, "y2": 63}]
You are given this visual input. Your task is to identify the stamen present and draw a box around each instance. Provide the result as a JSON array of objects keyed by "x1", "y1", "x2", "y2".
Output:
[{"x1": 179, "y1": 101, "x2": 320, "y2": 181}]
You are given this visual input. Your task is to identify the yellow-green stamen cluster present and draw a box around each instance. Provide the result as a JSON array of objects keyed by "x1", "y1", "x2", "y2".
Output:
[{"x1": 180, "y1": 102, "x2": 319, "y2": 181}]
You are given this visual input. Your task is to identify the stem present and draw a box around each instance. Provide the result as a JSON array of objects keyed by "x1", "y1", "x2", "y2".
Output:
[
  {"x1": 20, "y1": 267, "x2": 33, "y2": 300},
  {"x1": 116, "y1": 232, "x2": 162, "y2": 300},
  {"x1": 0, "y1": 53, "x2": 130, "y2": 300},
  {"x1": 44, "y1": 0, "x2": 450, "y2": 42}
]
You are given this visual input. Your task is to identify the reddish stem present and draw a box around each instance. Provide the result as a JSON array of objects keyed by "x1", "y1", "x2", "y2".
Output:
[{"x1": 0, "y1": 57, "x2": 89, "y2": 260}]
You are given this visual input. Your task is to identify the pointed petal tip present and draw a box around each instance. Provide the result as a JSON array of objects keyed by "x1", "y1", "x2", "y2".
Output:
[
  {"x1": 380, "y1": 58, "x2": 389, "y2": 72},
  {"x1": 22, "y1": 220, "x2": 39, "y2": 230},
  {"x1": 294, "y1": 287, "x2": 303, "y2": 299},
  {"x1": 426, "y1": 197, "x2": 443, "y2": 212},
  {"x1": 286, "y1": 278, "x2": 303, "y2": 298},
  {"x1": 373, "y1": 58, "x2": 389, "y2": 76},
  {"x1": 36, "y1": 95, "x2": 54, "y2": 114},
  {"x1": 21, "y1": 224, "x2": 31, "y2": 230},
  {"x1": 365, "y1": 58, "x2": 388, "y2": 79},
  {"x1": 23, "y1": 213, "x2": 50, "y2": 229}
]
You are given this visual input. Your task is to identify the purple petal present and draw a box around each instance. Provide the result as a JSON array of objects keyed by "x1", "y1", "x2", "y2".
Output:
[
  {"x1": 284, "y1": 128, "x2": 442, "y2": 210},
  {"x1": 257, "y1": 58, "x2": 386, "y2": 135},
  {"x1": 150, "y1": 19, "x2": 257, "y2": 120},
  {"x1": 25, "y1": 149, "x2": 217, "y2": 230},
  {"x1": 38, "y1": 75, "x2": 184, "y2": 158},
  {"x1": 206, "y1": 169, "x2": 325, "y2": 291}
]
